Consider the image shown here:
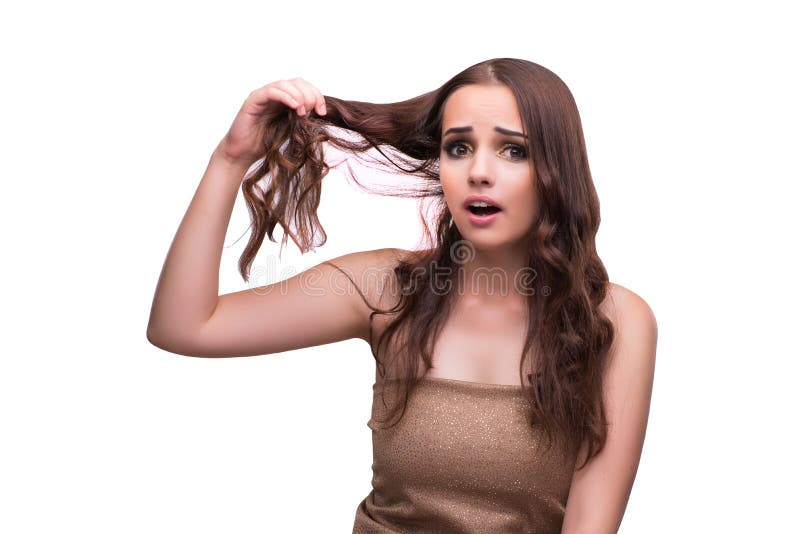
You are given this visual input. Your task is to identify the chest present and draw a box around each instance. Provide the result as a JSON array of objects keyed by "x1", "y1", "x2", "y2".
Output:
[{"x1": 425, "y1": 300, "x2": 530, "y2": 386}]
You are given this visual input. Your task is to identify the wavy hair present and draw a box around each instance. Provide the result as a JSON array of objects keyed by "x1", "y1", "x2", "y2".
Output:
[{"x1": 237, "y1": 58, "x2": 614, "y2": 470}]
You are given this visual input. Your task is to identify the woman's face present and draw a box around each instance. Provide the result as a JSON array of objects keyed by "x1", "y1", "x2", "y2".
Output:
[{"x1": 439, "y1": 83, "x2": 537, "y2": 254}]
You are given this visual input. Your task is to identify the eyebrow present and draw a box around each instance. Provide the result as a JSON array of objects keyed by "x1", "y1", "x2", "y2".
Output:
[{"x1": 442, "y1": 126, "x2": 528, "y2": 139}]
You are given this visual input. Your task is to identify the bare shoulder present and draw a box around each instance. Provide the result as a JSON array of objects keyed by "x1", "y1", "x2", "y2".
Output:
[
  {"x1": 601, "y1": 282, "x2": 658, "y2": 361},
  {"x1": 323, "y1": 247, "x2": 411, "y2": 289},
  {"x1": 600, "y1": 282, "x2": 656, "y2": 323},
  {"x1": 323, "y1": 247, "x2": 418, "y2": 339}
]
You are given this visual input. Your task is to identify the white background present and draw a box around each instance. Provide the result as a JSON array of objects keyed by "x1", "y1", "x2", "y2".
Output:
[{"x1": 2, "y1": 1, "x2": 797, "y2": 532}]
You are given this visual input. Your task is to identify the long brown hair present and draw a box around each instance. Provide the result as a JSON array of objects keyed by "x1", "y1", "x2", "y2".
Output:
[{"x1": 237, "y1": 58, "x2": 613, "y2": 470}]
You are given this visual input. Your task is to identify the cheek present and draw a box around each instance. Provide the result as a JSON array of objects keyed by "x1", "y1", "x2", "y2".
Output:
[
  {"x1": 523, "y1": 190, "x2": 539, "y2": 228},
  {"x1": 512, "y1": 177, "x2": 538, "y2": 222},
  {"x1": 438, "y1": 164, "x2": 455, "y2": 186},
  {"x1": 438, "y1": 173, "x2": 458, "y2": 211}
]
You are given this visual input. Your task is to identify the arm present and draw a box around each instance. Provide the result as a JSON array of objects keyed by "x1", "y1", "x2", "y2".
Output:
[
  {"x1": 147, "y1": 78, "x2": 386, "y2": 357},
  {"x1": 561, "y1": 284, "x2": 658, "y2": 534},
  {"x1": 146, "y1": 141, "x2": 399, "y2": 357},
  {"x1": 146, "y1": 145, "x2": 250, "y2": 352}
]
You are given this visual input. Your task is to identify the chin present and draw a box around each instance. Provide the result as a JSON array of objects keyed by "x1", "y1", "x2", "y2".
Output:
[
  {"x1": 456, "y1": 232, "x2": 529, "y2": 254},
  {"x1": 456, "y1": 234, "x2": 508, "y2": 251}
]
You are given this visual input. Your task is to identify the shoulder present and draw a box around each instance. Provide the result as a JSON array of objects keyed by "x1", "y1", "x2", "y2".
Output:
[
  {"x1": 600, "y1": 282, "x2": 658, "y2": 373},
  {"x1": 601, "y1": 282, "x2": 658, "y2": 338},
  {"x1": 319, "y1": 247, "x2": 412, "y2": 276},
  {"x1": 336, "y1": 246, "x2": 420, "y2": 264},
  {"x1": 355, "y1": 247, "x2": 429, "y2": 275},
  {"x1": 317, "y1": 248, "x2": 405, "y2": 298},
  {"x1": 330, "y1": 247, "x2": 419, "y2": 281},
  {"x1": 321, "y1": 247, "x2": 419, "y2": 314}
]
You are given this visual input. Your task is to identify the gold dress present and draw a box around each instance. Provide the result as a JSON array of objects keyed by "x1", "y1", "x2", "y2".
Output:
[{"x1": 352, "y1": 377, "x2": 578, "y2": 534}]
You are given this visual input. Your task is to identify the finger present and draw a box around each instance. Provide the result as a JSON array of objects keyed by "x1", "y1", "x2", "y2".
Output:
[
  {"x1": 289, "y1": 77, "x2": 318, "y2": 116},
  {"x1": 309, "y1": 84, "x2": 326, "y2": 115},
  {"x1": 264, "y1": 86, "x2": 302, "y2": 110},
  {"x1": 251, "y1": 85, "x2": 300, "y2": 111},
  {"x1": 306, "y1": 83, "x2": 326, "y2": 115},
  {"x1": 272, "y1": 80, "x2": 307, "y2": 114}
]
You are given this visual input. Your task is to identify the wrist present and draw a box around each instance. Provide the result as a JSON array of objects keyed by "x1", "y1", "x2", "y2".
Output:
[{"x1": 211, "y1": 143, "x2": 257, "y2": 173}]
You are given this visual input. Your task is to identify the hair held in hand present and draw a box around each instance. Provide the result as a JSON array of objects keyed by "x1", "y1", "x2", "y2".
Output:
[{"x1": 237, "y1": 58, "x2": 614, "y2": 470}]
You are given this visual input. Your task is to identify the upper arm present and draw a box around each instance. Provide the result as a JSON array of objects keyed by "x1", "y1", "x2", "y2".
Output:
[
  {"x1": 153, "y1": 248, "x2": 401, "y2": 357},
  {"x1": 561, "y1": 283, "x2": 658, "y2": 534}
]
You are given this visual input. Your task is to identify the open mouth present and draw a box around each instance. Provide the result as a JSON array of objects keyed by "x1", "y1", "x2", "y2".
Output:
[{"x1": 467, "y1": 205, "x2": 502, "y2": 216}]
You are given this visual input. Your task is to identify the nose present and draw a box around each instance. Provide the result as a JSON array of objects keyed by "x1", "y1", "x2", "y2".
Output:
[{"x1": 468, "y1": 148, "x2": 494, "y2": 186}]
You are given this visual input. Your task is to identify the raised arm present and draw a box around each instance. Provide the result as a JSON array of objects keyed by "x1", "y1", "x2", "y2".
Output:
[{"x1": 146, "y1": 78, "x2": 392, "y2": 357}]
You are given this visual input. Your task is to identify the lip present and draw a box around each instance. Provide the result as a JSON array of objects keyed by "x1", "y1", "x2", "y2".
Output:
[
  {"x1": 466, "y1": 210, "x2": 501, "y2": 226},
  {"x1": 463, "y1": 195, "x2": 503, "y2": 210},
  {"x1": 463, "y1": 194, "x2": 503, "y2": 226}
]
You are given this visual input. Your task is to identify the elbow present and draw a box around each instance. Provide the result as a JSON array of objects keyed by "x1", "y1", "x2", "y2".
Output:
[
  {"x1": 146, "y1": 327, "x2": 176, "y2": 354},
  {"x1": 146, "y1": 324, "x2": 200, "y2": 357},
  {"x1": 146, "y1": 323, "x2": 160, "y2": 348},
  {"x1": 146, "y1": 321, "x2": 169, "y2": 351},
  {"x1": 146, "y1": 321, "x2": 161, "y2": 347}
]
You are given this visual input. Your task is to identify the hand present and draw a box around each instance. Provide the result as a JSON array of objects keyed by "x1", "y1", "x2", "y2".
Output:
[{"x1": 215, "y1": 78, "x2": 327, "y2": 167}]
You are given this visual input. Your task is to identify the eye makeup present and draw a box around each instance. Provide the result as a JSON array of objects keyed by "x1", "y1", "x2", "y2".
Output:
[{"x1": 441, "y1": 139, "x2": 528, "y2": 161}]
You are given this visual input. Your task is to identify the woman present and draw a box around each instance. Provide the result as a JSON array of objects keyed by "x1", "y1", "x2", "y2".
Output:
[{"x1": 147, "y1": 58, "x2": 658, "y2": 534}]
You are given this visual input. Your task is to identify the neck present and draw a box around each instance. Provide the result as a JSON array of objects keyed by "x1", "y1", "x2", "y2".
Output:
[{"x1": 453, "y1": 242, "x2": 531, "y2": 306}]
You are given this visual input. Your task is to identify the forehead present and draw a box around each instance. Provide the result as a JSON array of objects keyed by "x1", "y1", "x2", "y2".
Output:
[{"x1": 442, "y1": 84, "x2": 522, "y2": 130}]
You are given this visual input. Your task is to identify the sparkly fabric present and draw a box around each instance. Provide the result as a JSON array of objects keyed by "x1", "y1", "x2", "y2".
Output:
[{"x1": 352, "y1": 377, "x2": 577, "y2": 534}]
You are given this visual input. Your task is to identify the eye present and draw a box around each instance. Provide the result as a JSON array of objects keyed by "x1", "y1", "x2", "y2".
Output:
[
  {"x1": 441, "y1": 139, "x2": 528, "y2": 162},
  {"x1": 503, "y1": 144, "x2": 527, "y2": 161},
  {"x1": 442, "y1": 140, "x2": 470, "y2": 158}
]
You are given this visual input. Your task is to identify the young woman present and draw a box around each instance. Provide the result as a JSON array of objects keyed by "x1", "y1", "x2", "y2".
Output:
[{"x1": 147, "y1": 58, "x2": 658, "y2": 534}]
